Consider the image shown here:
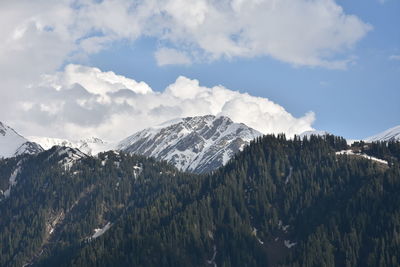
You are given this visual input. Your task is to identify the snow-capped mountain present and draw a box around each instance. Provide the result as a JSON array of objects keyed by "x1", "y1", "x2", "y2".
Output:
[
  {"x1": 117, "y1": 115, "x2": 262, "y2": 173},
  {"x1": 0, "y1": 122, "x2": 43, "y2": 158},
  {"x1": 364, "y1": 125, "x2": 400, "y2": 142},
  {"x1": 28, "y1": 136, "x2": 112, "y2": 155}
]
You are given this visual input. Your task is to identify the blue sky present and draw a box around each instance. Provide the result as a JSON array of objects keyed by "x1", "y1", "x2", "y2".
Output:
[
  {"x1": 0, "y1": 0, "x2": 399, "y2": 141},
  {"x1": 85, "y1": 0, "x2": 400, "y2": 139}
]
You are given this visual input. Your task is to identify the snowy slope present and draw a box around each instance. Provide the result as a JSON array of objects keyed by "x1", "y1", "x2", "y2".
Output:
[
  {"x1": 364, "y1": 125, "x2": 400, "y2": 142},
  {"x1": 28, "y1": 136, "x2": 112, "y2": 155},
  {"x1": 0, "y1": 122, "x2": 43, "y2": 158},
  {"x1": 117, "y1": 115, "x2": 262, "y2": 173}
]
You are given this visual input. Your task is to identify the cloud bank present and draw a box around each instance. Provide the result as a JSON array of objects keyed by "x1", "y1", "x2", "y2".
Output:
[
  {"x1": 0, "y1": 0, "x2": 371, "y2": 71},
  {"x1": 13, "y1": 65, "x2": 315, "y2": 141}
]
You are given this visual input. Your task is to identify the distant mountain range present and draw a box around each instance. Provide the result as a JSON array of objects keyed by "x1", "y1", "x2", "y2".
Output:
[
  {"x1": 28, "y1": 136, "x2": 112, "y2": 156},
  {"x1": 1, "y1": 118, "x2": 399, "y2": 172},
  {"x1": 0, "y1": 116, "x2": 261, "y2": 173}
]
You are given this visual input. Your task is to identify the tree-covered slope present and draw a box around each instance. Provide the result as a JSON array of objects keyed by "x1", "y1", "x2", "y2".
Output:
[
  {"x1": 0, "y1": 135, "x2": 399, "y2": 267},
  {"x1": 0, "y1": 147, "x2": 186, "y2": 267}
]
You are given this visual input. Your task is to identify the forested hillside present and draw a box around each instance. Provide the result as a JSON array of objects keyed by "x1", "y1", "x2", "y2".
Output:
[
  {"x1": 0, "y1": 135, "x2": 399, "y2": 266},
  {"x1": 351, "y1": 140, "x2": 400, "y2": 164}
]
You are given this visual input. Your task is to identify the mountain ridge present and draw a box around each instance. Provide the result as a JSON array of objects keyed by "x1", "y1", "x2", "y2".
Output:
[
  {"x1": 364, "y1": 125, "x2": 400, "y2": 142},
  {"x1": 0, "y1": 122, "x2": 43, "y2": 158},
  {"x1": 117, "y1": 115, "x2": 262, "y2": 173}
]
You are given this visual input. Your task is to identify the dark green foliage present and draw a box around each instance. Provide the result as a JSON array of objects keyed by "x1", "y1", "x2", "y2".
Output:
[
  {"x1": 0, "y1": 157, "x2": 19, "y2": 191},
  {"x1": 352, "y1": 140, "x2": 400, "y2": 164},
  {"x1": 0, "y1": 135, "x2": 399, "y2": 267}
]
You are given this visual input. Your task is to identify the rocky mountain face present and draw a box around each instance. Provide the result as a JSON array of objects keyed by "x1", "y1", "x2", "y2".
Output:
[
  {"x1": 117, "y1": 115, "x2": 262, "y2": 173},
  {"x1": 0, "y1": 122, "x2": 43, "y2": 158}
]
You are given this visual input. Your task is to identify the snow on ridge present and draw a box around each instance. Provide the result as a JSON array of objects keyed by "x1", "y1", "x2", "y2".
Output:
[
  {"x1": 117, "y1": 115, "x2": 262, "y2": 173},
  {"x1": 0, "y1": 122, "x2": 42, "y2": 158},
  {"x1": 59, "y1": 148, "x2": 86, "y2": 170},
  {"x1": 28, "y1": 136, "x2": 113, "y2": 155},
  {"x1": 364, "y1": 125, "x2": 400, "y2": 142},
  {"x1": 46, "y1": 146, "x2": 87, "y2": 170},
  {"x1": 336, "y1": 150, "x2": 388, "y2": 165}
]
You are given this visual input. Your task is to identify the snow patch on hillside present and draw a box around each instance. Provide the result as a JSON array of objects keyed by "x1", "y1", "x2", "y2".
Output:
[
  {"x1": 284, "y1": 240, "x2": 297, "y2": 249},
  {"x1": 46, "y1": 147, "x2": 87, "y2": 170},
  {"x1": 133, "y1": 164, "x2": 143, "y2": 179},
  {"x1": 92, "y1": 222, "x2": 112, "y2": 239},
  {"x1": 2, "y1": 161, "x2": 23, "y2": 199},
  {"x1": 336, "y1": 150, "x2": 388, "y2": 165}
]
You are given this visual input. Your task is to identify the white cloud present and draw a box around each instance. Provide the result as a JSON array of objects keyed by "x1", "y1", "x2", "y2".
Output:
[
  {"x1": 155, "y1": 47, "x2": 192, "y2": 66},
  {"x1": 41, "y1": 64, "x2": 152, "y2": 95},
  {"x1": 0, "y1": 0, "x2": 371, "y2": 75},
  {"x1": 152, "y1": 0, "x2": 372, "y2": 69},
  {"x1": 13, "y1": 65, "x2": 315, "y2": 141},
  {"x1": 389, "y1": 55, "x2": 400, "y2": 61}
]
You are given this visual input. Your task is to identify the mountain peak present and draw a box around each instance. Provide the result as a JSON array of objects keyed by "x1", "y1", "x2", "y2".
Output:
[
  {"x1": 364, "y1": 125, "x2": 400, "y2": 142},
  {"x1": 0, "y1": 121, "x2": 43, "y2": 158},
  {"x1": 117, "y1": 115, "x2": 262, "y2": 173},
  {"x1": 0, "y1": 121, "x2": 22, "y2": 138}
]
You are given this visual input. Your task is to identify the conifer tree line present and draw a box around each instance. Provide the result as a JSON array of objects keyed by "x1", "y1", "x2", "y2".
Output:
[{"x1": 0, "y1": 135, "x2": 399, "y2": 266}]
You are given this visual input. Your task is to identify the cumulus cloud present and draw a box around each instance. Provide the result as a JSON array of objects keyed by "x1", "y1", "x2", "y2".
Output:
[
  {"x1": 13, "y1": 65, "x2": 315, "y2": 141},
  {"x1": 0, "y1": 0, "x2": 371, "y2": 73},
  {"x1": 152, "y1": 0, "x2": 371, "y2": 68}
]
